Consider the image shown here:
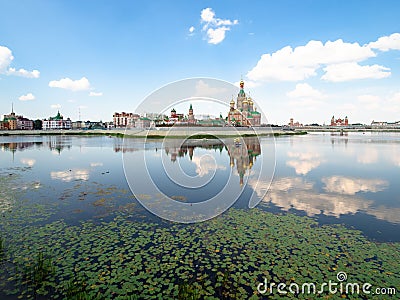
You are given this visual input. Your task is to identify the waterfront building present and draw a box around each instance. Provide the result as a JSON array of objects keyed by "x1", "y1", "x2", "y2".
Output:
[
  {"x1": 1, "y1": 104, "x2": 33, "y2": 130},
  {"x1": 2, "y1": 112, "x2": 17, "y2": 130},
  {"x1": 227, "y1": 80, "x2": 261, "y2": 127},
  {"x1": 135, "y1": 117, "x2": 152, "y2": 128},
  {"x1": 331, "y1": 115, "x2": 348, "y2": 126},
  {"x1": 72, "y1": 121, "x2": 83, "y2": 129},
  {"x1": 169, "y1": 108, "x2": 184, "y2": 123},
  {"x1": 188, "y1": 104, "x2": 196, "y2": 125},
  {"x1": 17, "y1": 117, "x2": 34, "y2": 130},
  {"x1": 42, "y1": 111, "x2": 72, "y2": 130},
  {"x1": 371, "y1": 120, "x2": 400, "y2": 128},
  {"x1": 289, "y1": 118, "x2": 303, "y2": 127},
  {"x1": 196, "y1": 113, "x2": 225, "y2": 126},
  {"x1": 113, "y1": 112, "x2": 139, "y2": 128},
  {"x1": 163, "y1": 105, "x2": 195, "y2": 126}
]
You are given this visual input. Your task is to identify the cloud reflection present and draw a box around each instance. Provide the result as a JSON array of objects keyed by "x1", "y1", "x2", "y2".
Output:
[
  {"x1": 286, "y1": 151, "x2": 323, "y2": 175},
  {"x1": 51, "y1": 169, "x2": 89, "y2": 182},
  {"x1": 253, "y1": 176, "x2": 399, "y2": 224},
  {"x1": 190, "y1": 155, "x2": 226, "y2": 177},
  {"x1": 90, "y1": 162, "x2": 103, "y2": 167},
  {"x1": 0, "y1": 197, "x2": 12, "y2": 213},
  {"x1": 322, "y1": 176, "x2": 388, "y2": 195},
  {"x1": 265, "y1": 177, "x2": 372, "y2": 217},
  {"x1": 357, "y1": 148, "x2": 378, "y2": 164},
  {"x1": 20, "y1": 158, "x2": 36, "y2": 167}
]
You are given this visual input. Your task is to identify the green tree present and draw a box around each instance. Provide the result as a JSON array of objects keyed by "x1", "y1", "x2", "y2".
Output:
[{"x1": 33, "y1": 119, "x2": 42, "y2": 130}]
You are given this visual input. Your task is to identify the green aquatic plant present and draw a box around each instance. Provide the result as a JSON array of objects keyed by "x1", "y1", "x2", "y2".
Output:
[
  {"x1": 18, "y1": 251, "x2": 55, "y2": 297},
  {"x1": 177, "y1": 281, "x2": 201, "y2": 300},
  {"x1": 63, "y1": 277, "x2": 92, "y2": 300},
  {"x1": 1, "y1": 171, "x2": 399, "y2": 300},
  {"x1": 0, "y1": 236, "x2": 4, "y2": 261}
]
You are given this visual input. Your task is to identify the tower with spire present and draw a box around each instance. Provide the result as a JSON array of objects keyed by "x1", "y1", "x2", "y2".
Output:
[
  {"x1": 227, "y1": 79, "x2": 261, "y2": 126},
  {"x1": 1, "y1": 103, "x2": 18, "y2": 130},
  {"x1": 188, "y1": 104, "x2": 196, "y2": 125}
]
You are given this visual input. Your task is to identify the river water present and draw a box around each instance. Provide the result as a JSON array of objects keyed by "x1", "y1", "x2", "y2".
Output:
[{"x1": 1, "y1": 132, "x2": 399, "y2": 241}]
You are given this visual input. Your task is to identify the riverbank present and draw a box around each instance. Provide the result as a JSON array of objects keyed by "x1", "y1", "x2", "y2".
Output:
[
  {"x1": 0, "y1": 128, "x2": 307, "y2": 138},
  {"x1": 2, "y1": 127, "x2": 400, "y2": 138}
]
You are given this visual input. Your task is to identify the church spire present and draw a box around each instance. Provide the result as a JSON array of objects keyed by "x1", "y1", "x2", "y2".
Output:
[{"x1": 10, "y1": 102, "x2": 15, "y2": 116}]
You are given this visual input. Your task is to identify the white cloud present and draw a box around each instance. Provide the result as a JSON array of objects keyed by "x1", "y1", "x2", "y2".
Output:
[
  {"x1": 350, "y1": 91, "x2": 400, "y2": 121},
  {"x1": 49, "y1": 77, "x2": 91, "y2": 91},
  {"x1": 247, "y1": 39, "x2": 375, "y2": 82},
  {"x1": 189, "y1": 26, "x2": 195, "y2": 33},
  {"x1": 200, "y1": 7, "x2": 238, "y2": 45},
  {"x1": 287, "y1": 83, "x2": 324, "y2": 98},
  {"x1": 201, "y1": 8, "x2": 215, "y2": 23},
  {"x1": 369, "y1": 33, "x2": 400, "y2": 51},
  {"x1": 89, "y1": 91, "x2": 103, "y2": 97},
  {"x1": 194, "y1": 79, "x2": 228, "y2": 97},
  {"x1": 7, "y1": 67, "x2": 40, "y2": 78},
  {"x1": 0, "y1": 46, "x2": 13, "y2": 72},
  {"x1": 288, "y1": 98, "x2": 323, "y2": 109},
  {"x1": 0, "y1": 45, "x2": 40, "y2": 78},
  {"x1": 322, "y1": 62, "x2": 390, "y2": 82},
  {"x1": 206, "y1": 27, "x2": 230, "y2": 45},
  {"x1": 19, "y1": 93, "x2": 35, "y2": 101},
  {"x1": 357, "y1": 94, "x2": 382, "y2": 110},
  {"x1": 51, "y1": 104, "x2": 61, "y2": 109},
  {"x1": 389, "y1": 92, "x2": 400, "y2": 102},
  {"x1": 233, "y1": 79, "x2": 260, "y2": 89}
]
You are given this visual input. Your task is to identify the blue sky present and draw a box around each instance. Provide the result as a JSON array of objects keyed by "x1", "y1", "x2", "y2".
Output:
[{"x1": 1, "y1": 1, "x2": 400, "y2": 124}]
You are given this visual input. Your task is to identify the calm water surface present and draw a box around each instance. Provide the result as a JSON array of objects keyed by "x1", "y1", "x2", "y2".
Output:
[{"x1": 0, "y1": 132, "x2": 399, "y2": 241}]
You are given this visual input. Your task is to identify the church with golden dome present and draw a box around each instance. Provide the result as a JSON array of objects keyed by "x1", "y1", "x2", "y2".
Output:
[{"x1": 228, "y1": 79, "x2": 261, "y2": 127}]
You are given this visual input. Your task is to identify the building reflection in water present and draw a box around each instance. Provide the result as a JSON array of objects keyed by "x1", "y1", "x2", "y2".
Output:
[
  {"x1": 163, "y1": 137, "x2": 261, "y2": 186},
  {"x1": 1, "y1": 135, "x2": 72, "y2": 154},
  {"x1": 227, "y1": 137, "x2": 261, "y2": 186},
  {"x1": 330, "y1": 132, "x2": 348, "y2": 148}
]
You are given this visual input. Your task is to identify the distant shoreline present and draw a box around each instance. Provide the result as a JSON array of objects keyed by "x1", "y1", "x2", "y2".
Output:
[
  {"x1": 0, "y1": 128, "x2": 306, "y2": 138},
  {"x1": 1, "y1": 127, "x2": 400, "y2": 138}
]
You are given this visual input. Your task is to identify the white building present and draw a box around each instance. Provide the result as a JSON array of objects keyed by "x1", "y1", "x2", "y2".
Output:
[
  {"x1": 113, "y1": 112, "x2": 139, "y2": 128},
  {"x1": 17, "y1": 117, "x2": 34, "y2": 130},
  {"x1": 42, "y1": 111, "x2": 72, "y2": 130},
  {"x1": 135, "y1": 117, "x2": 152, "y2": 128}
]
